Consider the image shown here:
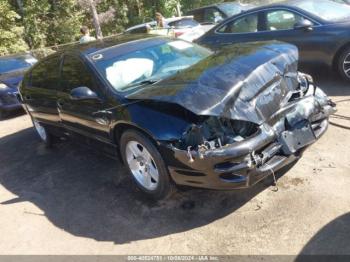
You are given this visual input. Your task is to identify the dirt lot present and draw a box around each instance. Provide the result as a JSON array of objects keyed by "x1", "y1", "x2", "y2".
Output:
[{"x1": 0, "y1": 72, "x2": 349, "y2": 255}]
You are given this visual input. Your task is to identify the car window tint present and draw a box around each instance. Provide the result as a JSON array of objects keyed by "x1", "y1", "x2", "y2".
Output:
[
  {"x1": 190, "y1": 10, "x2": 205, "y2": 23},
  {"x1": 218, "y1": 13, "x2": 258, "y2": 33},
  {"x1": 266, "y1": 10, "x2": 304, "y2": 31},
  {"x1": 31, "y1": 55, "x2": 61, "y2": 90},
  {"x1": 61, "y1": 55, "x2": 94, "y2": 93},
  {"x1": 204, "y1": 8, "x2": 224, "y2": 24}
]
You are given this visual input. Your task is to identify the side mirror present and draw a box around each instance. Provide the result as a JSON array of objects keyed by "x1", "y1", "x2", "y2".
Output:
[
  {"x1": 70, "y1": 86, "x2": 100, "y2": 101},
  {"x1": 294, "y1": 19, "x2": 314, "y2": 32}
]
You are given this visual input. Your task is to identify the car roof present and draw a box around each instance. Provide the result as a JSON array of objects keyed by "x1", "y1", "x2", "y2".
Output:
[
  {"x1": 215, "y1": 0, "x2": 329, "y2": 24},
  {"x1": 125, "y1": 16, "x2": 195, "y2": 32},
  {"x1": 187, "y1": 1, "x2": 246, "y2": 12}
]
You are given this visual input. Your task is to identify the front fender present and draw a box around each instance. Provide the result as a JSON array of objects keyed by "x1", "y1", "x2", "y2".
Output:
[{"x1": 110, "y1": 101, "x2": 193, "y2": 143}]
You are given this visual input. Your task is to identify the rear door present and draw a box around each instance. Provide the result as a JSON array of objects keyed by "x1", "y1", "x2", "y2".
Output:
[
  {"x1": 57, "y1": 54, "x2": 112, "y2": 143},
  {"x1": 22, "y1": 54, "x2": 62, "y2": 125}
]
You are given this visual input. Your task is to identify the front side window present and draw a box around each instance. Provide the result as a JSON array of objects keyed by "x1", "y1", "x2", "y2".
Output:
[
  {"x1": 218, "y1": 13, "x2": 258, "y2": 34},
  {"x1": 93, "y1": 40, "x2": 211, "y2": 92},
  {"x1": 31, "y1": 55, "x2": 61, "y2": 90},
  {"x1": 266, "y1": 10, "x2": 304, "y2": 31},
  {"x1": 61, "y1": 55, "x2": 94, "y2": 93}
]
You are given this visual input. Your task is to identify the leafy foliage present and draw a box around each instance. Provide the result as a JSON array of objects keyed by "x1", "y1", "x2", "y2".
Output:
[
  {"x1": 1, "y1": 0, "x2": 257, "y2": 55},
  {"x1": 0, "y1": 1, "x2": 28, "y2": 55}
]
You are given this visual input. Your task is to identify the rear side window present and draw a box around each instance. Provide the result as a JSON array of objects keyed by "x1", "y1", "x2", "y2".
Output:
[
  {"x1": 218, "y1": 13, "x2": 258, "y2": 33},
  {"x1": 61, "y1": 55, "x2": 94, "y2": 93},
  {"x1": 30, "y1": 55, "x2": 61, "y2": 90}
]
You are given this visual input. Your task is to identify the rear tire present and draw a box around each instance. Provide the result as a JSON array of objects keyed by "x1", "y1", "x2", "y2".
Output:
[
  {"x1": 120, "y1": 129, "x2": 174, "y2": 200},
  {"x1": 32, "y1": 119, "x2": 53, "y2": 148},
  {"x1": 338, "y1": 47, "x2": 350, "y2": 81}
]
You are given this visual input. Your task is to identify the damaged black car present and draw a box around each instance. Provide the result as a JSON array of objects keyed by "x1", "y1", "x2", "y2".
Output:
[{"x1": 19, "y1": 35, "x2": 336, "y2": 199}]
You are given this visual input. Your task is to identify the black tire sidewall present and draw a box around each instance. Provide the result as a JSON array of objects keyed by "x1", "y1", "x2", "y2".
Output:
[
  {"x1": 120, "y1": 130, "x2": 172, "y2": 200},
  {"x1": 338, "y1": 47, "x2": 350, "y2": 81}
]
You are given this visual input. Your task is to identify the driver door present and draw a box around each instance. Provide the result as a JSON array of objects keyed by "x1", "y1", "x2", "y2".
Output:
[
  {"x1": 260, "y1": 9, "x2": 325, "y2": 65},
  {"x1": 57, "y1": 54, "x2": 111, "y2": 143}
]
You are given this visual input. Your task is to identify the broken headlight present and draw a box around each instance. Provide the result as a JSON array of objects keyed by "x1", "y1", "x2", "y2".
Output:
[
  {"x1": 297, "y1": 72, "x2": 312, "y2": 94},
  {"x1": 176, "y1": 117, "x2": 259, "y2": 151}
]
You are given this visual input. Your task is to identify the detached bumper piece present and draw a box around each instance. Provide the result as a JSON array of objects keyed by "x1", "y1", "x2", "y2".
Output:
[{"x1": 166, "y1": 86, "x2": 336, "y2": 190}]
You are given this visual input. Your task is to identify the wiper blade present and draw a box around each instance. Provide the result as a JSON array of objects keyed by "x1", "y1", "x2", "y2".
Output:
[{"x1": 120, "y1": 79, "x2": 161, "y2": 90}]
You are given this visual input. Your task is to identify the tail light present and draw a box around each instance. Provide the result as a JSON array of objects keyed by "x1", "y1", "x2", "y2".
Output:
[{"x1": 175, "y1": 32, "x2": 185, "y2": 38}]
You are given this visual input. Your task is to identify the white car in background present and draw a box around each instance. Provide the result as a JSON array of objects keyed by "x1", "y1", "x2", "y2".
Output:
[{"x1": 125, "y1": 16, "x2": 207, "y2": 42}]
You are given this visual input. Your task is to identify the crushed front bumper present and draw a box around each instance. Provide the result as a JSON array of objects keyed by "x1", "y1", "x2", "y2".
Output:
[{"x1": 161, "y1": 85, "x2": 336, "y2": 190}]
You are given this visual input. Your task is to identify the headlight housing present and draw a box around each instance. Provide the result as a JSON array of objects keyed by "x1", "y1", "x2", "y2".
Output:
[{"x1": 297, "y1": 72, "x2": 313, "y2": 94}]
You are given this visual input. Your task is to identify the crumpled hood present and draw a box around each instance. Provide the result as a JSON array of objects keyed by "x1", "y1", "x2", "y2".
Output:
[{"x1": 126, "y1": 41, "x2": 299, "y2": 125}]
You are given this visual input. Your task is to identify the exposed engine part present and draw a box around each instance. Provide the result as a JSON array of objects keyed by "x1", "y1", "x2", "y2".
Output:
[{"x1": 176, "y1": 117, "x2": 259, "y2": 162}]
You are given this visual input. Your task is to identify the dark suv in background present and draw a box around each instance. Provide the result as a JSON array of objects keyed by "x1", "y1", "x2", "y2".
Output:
[
  {"x1": 0, "y1": 53, "x2": 37, "y2": 119},
  {"x1": 186, "y1": 2, "x2": 254, "y2": 25}
]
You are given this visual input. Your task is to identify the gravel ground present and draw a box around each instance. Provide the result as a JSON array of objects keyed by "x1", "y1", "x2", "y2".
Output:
[{"x1": 0, "y1": 72, "x2": 349, "y2": 255}]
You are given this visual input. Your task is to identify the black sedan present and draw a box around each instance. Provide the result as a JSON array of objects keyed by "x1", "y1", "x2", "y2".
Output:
[
  {"x1": 0, "y1": 54, "x2": 37, "y2": 119},
  {"x1": 19, "y1": 35, "x2": 335, "y2": 199},
  {"x1": 196, "y1": 0, "x2": 350, "y2": 81}
]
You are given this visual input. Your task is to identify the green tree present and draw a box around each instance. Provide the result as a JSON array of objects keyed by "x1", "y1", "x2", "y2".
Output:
[{"x1": 0, "y1": 1, "x2": 28, "y2": 55}]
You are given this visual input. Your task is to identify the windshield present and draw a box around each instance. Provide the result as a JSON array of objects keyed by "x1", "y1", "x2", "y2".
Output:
[
  {"x1": 0, "y1": 55, "x2": 37, "y2": 74},
  {"x1": 219, "y1": 3, "x2": 244, "y2": 17},
  {"x1": 93, "y1": 40, "x2": 211, "y2": 92},
  {"x1": 293, "y1": 0, "x2": 350, "y2": 21}
]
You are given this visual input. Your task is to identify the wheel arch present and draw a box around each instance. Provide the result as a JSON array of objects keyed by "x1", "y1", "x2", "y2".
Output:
[
  {"x1": 332, "y1": 42, "x2": 350, "y2": 70},
  {"x1": 112, "y1": 122, "x2": 159, "y2": 149}
]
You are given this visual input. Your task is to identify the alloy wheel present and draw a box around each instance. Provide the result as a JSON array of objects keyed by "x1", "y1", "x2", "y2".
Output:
[
  {"x1": 343, "y1": 52, "x2": 350, "y2": 78},
  {"x1": 125, "y1": 141, "x2": 159, "y2": 191}
]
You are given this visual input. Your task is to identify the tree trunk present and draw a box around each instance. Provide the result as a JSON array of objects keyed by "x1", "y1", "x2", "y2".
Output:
[
  {"x1": 89, "y1": 0, "x2": 103, "y2": 39},
  {"x1": 16, "y1": 0, "x2": 24, "y2": 16},
  {"x1": 176, "y1": 2, "x2": 182, "y2": 17}
]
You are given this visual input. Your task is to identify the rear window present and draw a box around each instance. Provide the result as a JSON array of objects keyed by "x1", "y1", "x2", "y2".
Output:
[{"x1": 293, "y1": 0, "x2": 350, "y2": 21}]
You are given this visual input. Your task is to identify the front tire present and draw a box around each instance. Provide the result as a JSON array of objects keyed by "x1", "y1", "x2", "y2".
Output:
[
  {"x1": 32, "y1": 119, "x2": 53, "y2": 148},
  {"x1": 120, "y1": 130, "x2": 173, "y2": 200},
  {"x1": 338, "y1": 47, "x2": 350, "y2": 81}
]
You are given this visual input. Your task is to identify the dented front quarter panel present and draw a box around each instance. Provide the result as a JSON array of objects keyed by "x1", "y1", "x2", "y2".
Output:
[{"x1": 125, "y1": 41, "x2": 336, "y2": 190}]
